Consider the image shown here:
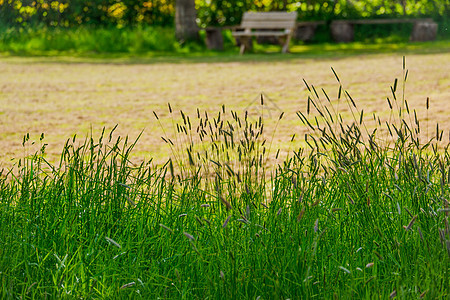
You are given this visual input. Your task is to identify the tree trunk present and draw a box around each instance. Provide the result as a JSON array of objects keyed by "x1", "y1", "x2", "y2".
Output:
[
  {"x1": 400, "y1": 0, "x2": 407, "y2": 16},
  {"x1": 175, "y1": 0, "x2": 199, "y2": 42}
]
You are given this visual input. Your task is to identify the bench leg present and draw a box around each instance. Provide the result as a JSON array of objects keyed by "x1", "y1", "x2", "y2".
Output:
[
  {"x1": 240, "y1": 44, "x2": 246, "y2": 55},
  {"x1": 237, "y1": 36, "x2": 252, "y2": 54},
  {"x1": 281, "y1": 35, "x2": 292, "y2": 53}
]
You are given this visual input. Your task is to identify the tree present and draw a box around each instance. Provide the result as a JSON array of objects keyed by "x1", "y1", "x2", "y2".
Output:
[{"x1": 175, "y1": 0, "x2": 199, "y2": 42}]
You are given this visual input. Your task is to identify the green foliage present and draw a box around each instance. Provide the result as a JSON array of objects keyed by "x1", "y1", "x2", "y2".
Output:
[
  {"x1": 0, "y1": 0, "x2": 448, "y2": 28},
  {"x1": 0, "y1": 63, "x2": 449, "y2": 298},
  {"x1": 0, "y1": 0, "x2": 174, "y2": 27}
]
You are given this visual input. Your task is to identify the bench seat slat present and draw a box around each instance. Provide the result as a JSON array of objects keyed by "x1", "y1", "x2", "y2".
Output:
[
  {"x1": 243, "y1": 17, "x2": 297, "y2": 22},
  {"x1": 243, "y1": 12, "x2": 297, "y2": 20},
  {"x1": 241, "y1": 21, "x2": 298, "y2": 29},
  {"x1": 232, "y1": 31, "x2": 289, "y2": 37}
]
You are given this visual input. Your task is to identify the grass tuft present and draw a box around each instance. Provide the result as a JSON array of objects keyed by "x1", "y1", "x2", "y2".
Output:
[{"x1": 0, "y1": 61, "x2": 449, "y2": 298}]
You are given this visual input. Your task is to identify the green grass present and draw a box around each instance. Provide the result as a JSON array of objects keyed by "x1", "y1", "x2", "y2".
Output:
[
  {"x1": 0, "y1": 25, "x2": 183, "y2": 55},
  {"x1": 1, "y1": 24, "x2": 449, "y2": 60},
  {"x1": 1, "y1": 39, "x2": 449, "y2": 67},
  {"x1": 0, "y1": 61, "x2": 449, "y2": 298}
]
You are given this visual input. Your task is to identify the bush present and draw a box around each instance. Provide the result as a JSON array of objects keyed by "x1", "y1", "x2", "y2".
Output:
[{"x1": 0, "y1": 25, "x2": 181, "y2": 54}]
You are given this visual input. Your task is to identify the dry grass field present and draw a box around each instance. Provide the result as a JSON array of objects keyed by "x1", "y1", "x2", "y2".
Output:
[{"x1": 0, "y1": 52, "x2": 449, "y2": 168}]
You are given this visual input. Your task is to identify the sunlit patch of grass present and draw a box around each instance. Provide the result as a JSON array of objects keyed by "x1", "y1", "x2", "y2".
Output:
[{"x1": 289, "y1": 40, "x2": 450, "y2": 57}]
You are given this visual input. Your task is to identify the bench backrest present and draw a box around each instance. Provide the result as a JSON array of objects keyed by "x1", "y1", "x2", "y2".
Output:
[{"x1": 240, "y1": 12, "x2": 298, "y2": 30}]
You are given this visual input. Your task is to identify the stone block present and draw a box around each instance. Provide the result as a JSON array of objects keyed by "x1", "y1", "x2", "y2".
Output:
[
  {"x1": 295, "y1": 24, "x2": 318, "y2": 42},
  {"x1": 330, "y1": 21, "x2": 354, "y2": 43},
  {"x1": 411, "y1": 21, "x2": 438, "y2": 42},
  {"x1": 205, "y1": 28, "x2": 224, "y2": 51}
]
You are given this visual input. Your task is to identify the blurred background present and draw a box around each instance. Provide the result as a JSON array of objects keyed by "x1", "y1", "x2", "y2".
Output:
[{"x1": 0, "y1": 0, "x2": 448, "y2": 54}]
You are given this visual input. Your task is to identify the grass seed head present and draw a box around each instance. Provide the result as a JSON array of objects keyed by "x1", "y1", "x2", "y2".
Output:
[
  {"x1": 337, "y1": 167, "x2": 348, "y2": 173},
  {"x1": 183, "y1": 232, "x2": 194, "y2": 241},
  {"x1": 446, "y1": 240, "x2": 450, "y2": 258},
  {"x1": 220, "y1": 196, "x2": 232, "y2": 211},
  {"x1": 120, "y1": 282, "x2": 135, "y2": 289},
  {"x1": 297, "y1": 208, "x2": 306, "y2": 222},
  {"x1": 159, "y1": 223, "x2": 173, "y2": 233},
  {"x1": 419, "y1": 290, "x2": 428, "y2": 299},
  {"x1": 222, "y1": 215, "x2": 231, "y2": 228},
  {"x1": 417, "y1": 227, "x2": 424, "y2": 242},
  {"x1": 105, "y1": 237, "x2": 121, "y2": 248},
  {"x1": 113, "y1": 252, "x2": 126, "y2": 260},
  {"x1": 405, "y1": 215, "x2": 417, "y2": 231}
]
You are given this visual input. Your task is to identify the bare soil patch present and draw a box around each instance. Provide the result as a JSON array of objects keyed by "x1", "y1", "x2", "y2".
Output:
[{"x1": 0, "y1": 53, "x2": 448, "y2": 168}]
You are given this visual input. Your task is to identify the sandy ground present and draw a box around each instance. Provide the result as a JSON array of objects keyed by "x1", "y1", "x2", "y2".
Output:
[{"x1": 0, "y1": 53, "x2": 449, "y2": 169}]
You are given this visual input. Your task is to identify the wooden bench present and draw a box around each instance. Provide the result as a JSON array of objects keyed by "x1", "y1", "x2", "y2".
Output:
[
  {"x1": 232, "y1": 12, "x2": 298, "y2": 54},
  {"x1": 330, "y1": 18, "x2": 438, "y2": 43}
]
